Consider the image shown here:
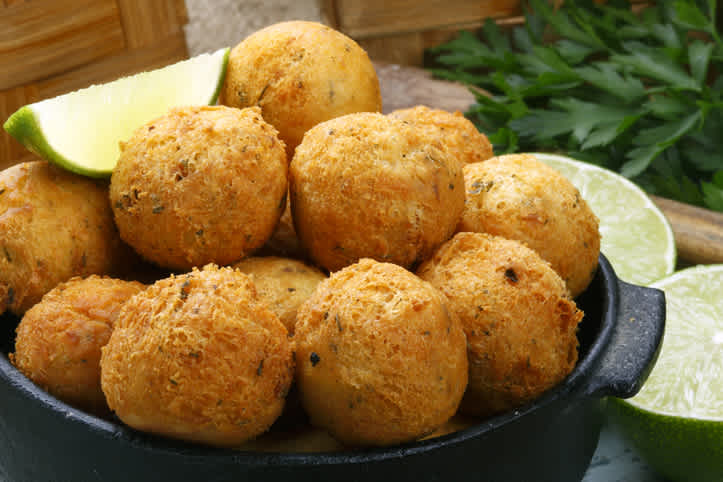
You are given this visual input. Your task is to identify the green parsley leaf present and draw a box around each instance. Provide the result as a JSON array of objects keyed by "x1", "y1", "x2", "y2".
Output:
[
  {"x1": 575, "y1": 63, "x2": 646, "y2": 102},
  {"x1": 612, "y1": 42, "x2": 701, "y2": 91},
  {"x1": 688, "y1": 40, "x2": 714, "y2": 86},
  {"x1": 427, "y1": 0, "x2": 723, "y2": 212},
  {"x1": 672, "y1": 1, "x2": 711, "y2": 30},
  {"x1": 702, "y1": 170, "x2": 723, "y2": 210}
]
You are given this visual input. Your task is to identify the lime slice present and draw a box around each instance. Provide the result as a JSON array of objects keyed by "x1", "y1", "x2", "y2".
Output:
[
  {"x1": 3, "y1": 48, "x2": 229, "y2": 178},
  {"x1": 533, "y1": 152, "x2": 676, "y2": 285},
  {"x1": 609, "y1": 264, "x2": 723, "y2": 482}
]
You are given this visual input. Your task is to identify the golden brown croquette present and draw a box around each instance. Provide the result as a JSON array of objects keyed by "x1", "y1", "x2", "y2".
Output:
[
  {"x1": 232, "y1": 256, "x2": 326, "y2": 334},
  {"x1": 100, "y1": 264, "x2": 294, "y2": 447},
  {"x1": 290, "y1": 112, "x2": 465, "y2": 272},
  {"x1": 0, "y1": 160, "x2": 138, "y2": 316},
  {"x1": 10, "y1": 276, "x2": 144, "y2": 413},
  {"x1": 294, "y1": 259, "x2": 468, "y2": 446},
  {"x1": 110, "y1": 106, "x2": 288, "y2": 271},
  {"x1": 458, "y1": 154, "x2": 600, "y2": 297},
  {"x1": 389, "y1": 105, "x2": 494, "y2": 164},
  {"x1": 417, "y1": 233, "x2": 583, "y2": 418},
  {"x1": 222, "y1": 21, "x2": 382, "y2": 157},
  {"x1": 257, "y1": 194, "x2": 307, "y2": 260}
]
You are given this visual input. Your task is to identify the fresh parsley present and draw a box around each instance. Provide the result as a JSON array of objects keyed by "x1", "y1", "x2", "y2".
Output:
[{"x1": 427, "y1": 0, "x2": 723, "y2": 212}]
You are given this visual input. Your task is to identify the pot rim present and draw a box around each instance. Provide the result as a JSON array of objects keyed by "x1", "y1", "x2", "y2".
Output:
[{"x1": 0, "y1": 254, "x2": 619, "y2": 464}]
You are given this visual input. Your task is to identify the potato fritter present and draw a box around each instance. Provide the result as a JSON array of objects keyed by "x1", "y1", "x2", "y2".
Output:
[
  {"x1": 458, "y1": 154, "x2": 600, "y2": 297},
  {"x1": 232, "y1": 256, "x2": 326, "y2": 334},
  {"x1": 290, "y1": 112, "x2": 465, "y2": 272},
  {"x1": 417, "y1": 233, "x2": 583, "y2": 418},
  {"x1": 389, "y1": 105, "x2": 494, "y2": 164},
  {"x1": 100, "y1": 264, "x2": 294, "y2": 447},
  {"x1": 110, "y1": 106, "x2": 288, "y2": 271},
  {"x1": 222, "y1": 21, "x2": 382, "y2": 157},
  {"x1": 257, "y1": 194, "x2": 306, "y2": 260},
  {"x1": 10, "y1": 276, "x2": 144, "y2": 413},
  {"x1": 295, "y1": 259, "x2": 468, "y2": 446},
  {"x1": 0, "y1": 160, "x2": 137, "y2": 316}
]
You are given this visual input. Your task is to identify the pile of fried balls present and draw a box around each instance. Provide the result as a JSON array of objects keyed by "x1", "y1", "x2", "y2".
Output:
[{"x1": 2, "y1": 21, "x2": 600, "y2": 448}]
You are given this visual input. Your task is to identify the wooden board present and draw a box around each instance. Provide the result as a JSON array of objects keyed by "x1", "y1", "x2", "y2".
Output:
[
  {"x1": 0, "y1": 0, "x2": 126, "y2": 90},
  {"x1": 375, "y1": 62, "x2": 723, "y2": 266},
  {"x1": 322, "y1": 0, "x2": 652, "y2": 65},
  {"x1": 0, "y1": 0, "x2": 189, "y2": 170},
  {"x1": 116, "y1": 0, "x2": 188, "y2": 49},
  {"x1": 327, "y1": 0, "x2": 522, "y2": 38}
]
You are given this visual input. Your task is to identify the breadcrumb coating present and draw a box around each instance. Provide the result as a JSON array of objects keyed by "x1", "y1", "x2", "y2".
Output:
[
  {"x1": 458, "y1": 154, "x2": 600, "y2": 297},
  {"x1": 11, "y1": 275, "x2": 144, "y2": 413},
  {"x1": 0, "y1": 161, "x2": 137, "y2": 315},
  {"x1": 222, "y1": 21, "x2": 382, "y2": 157},
  {"x1": 295, "y1": 259, "x2": 468, "y2": 446},
  {"x1": 290, "y1": 112, "x2": 464, "y2": 272},
  {"x1": 110, "y1": 106, "x2": 287, "y2": 271},
  {"x1": 417, "y1": 233, "x2": 583, "y2": 417},
  {"x1": 389, "y1": 105, "x2": 494, "y2": 165},
  {"x1": 100, "y1": 264, "x2": 294, "y2": 447}
]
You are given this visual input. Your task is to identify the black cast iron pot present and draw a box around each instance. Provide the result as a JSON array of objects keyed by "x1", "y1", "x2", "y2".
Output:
[{"x1": 0, "y1": 254, "x2": 664, "y2": 482}]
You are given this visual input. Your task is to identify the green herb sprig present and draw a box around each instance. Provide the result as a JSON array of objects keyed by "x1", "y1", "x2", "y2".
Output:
[{"x1": 428, "y1": 0, "x2": 723, "y2": 212}]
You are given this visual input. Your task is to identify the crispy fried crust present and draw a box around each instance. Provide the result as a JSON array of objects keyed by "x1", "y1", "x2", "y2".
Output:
[
  {"x1": 389, "y1": 105, "x2": 494, "y2": 164},
  {"x1": 295, "y1": 259, "x2": 468, "y2": 446},
  {"x1": 0, "y1": 161, "x2": 137, "y2": 316},
  {"x1": 257, "y1": 193, "x2": 307, "y2": 260},
  {"x1": 290, "y1": 112, "x2": 465, "y2": 272},
  {"x1": 458, "y1": 154, "x2": 600, "y2": 297},
  {"x1": 10, "y1": 276, "x2": 144, "y2": 413},
  {"x1": 110, "y1": 106, "x2": 288, "y2": 271},
  {"x1": 100, "y1": 264, "x2": 294, "y2": 447},
  {"x1": 233, "y1": 256, "x2": 326, "y2": 334},
  {"x1": 222, "y1": 21, "x2": 382, "y2": 157},
  {"x1": 417, "y1": 233, "x2": 583, "y2": 418}
]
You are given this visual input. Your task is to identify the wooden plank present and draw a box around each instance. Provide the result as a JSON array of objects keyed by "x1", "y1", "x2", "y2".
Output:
[
  {"x1": 360, "y1": 24, "x2": 483, "y2": 65},
  {"x1": 319, "y1": 0, "x2": 341, "y2": 28},
  {"x1": 117, "y1": 0, "x2": 189, "y2": 49},
  {"x1": 1, "y1": 32, "x2": 188, "y2": 168},
  {"x1": 0, "y1": 0, "x2": 125, "y2": 90},
  {"x1": 651, "y1": 195, "x2": 723, "y2": 265},
  {"x1": 333, "y1": 0, "x2": 522, "y2": 38},
  {"x1": 0, "y1": 84, "x2": 40, "y2": 170},
  {"x1": 359, "y1": 33, "x2": 425, "y2": 66},
  {"x1": 175, "y1": 0, "x2": 189, "y2": 25},
  {"x1": 35, "y1": 31, "x2": 188, "y2": 98}
]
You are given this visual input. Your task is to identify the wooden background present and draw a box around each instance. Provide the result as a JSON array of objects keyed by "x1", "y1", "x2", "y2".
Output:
[{"x1": 0, "y1": 0, "x2": 189, "y2": 170}]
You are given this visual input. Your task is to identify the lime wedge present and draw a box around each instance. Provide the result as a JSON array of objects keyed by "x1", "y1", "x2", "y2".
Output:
[
  {"x1": 533, "y1": 153, "x2": 676, "y2": 285},
  {"x1": 609, "y1": 264, "x2": 723, "y2": 482},
  {"x1": 3, "y1": 48, "x2": 229, "y2": 178}
]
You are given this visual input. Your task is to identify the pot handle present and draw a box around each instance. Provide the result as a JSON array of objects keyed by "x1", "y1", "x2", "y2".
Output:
[{"x1": 584, "y1": 280, "x2": 666, "y2": 398}]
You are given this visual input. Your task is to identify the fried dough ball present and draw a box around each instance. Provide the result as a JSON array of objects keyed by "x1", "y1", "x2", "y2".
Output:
[
  {"x1": 290, "y1": 112, "x2": 465, "y2": 272},
  {"x1": 110, "y1": 105, "x2": 287, "y2": 271},
  {"x1": 458, "y1": 154, "x2": 600, "y2": 297},
  {"x1": 389, "y1": 105, "x2": 494, "y2": 164},
  {"x1": 100, "y1": 264, "x2": 294, "y2": 447},
  {"x1": 222, "y1": 21, "x2": 382, "y2": 157},
  {"x1": 10, "y1": 276, "x2": 144, "y2": 413},
  {"x1": 417, "y1": 233, "x2": 583, "y2": 418},
  {"x1": 232, "y1": 256, "x2": 326, "y2": 334},
  {"x1": 295, "y1": 259, "x2": 468, "y2": 446},
  {"x1": 0, "y1": 160, "x2": 137, "y2": 316},
  {"x1": 258, "y1": 194, "x2": 306, "y2": 259}
]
